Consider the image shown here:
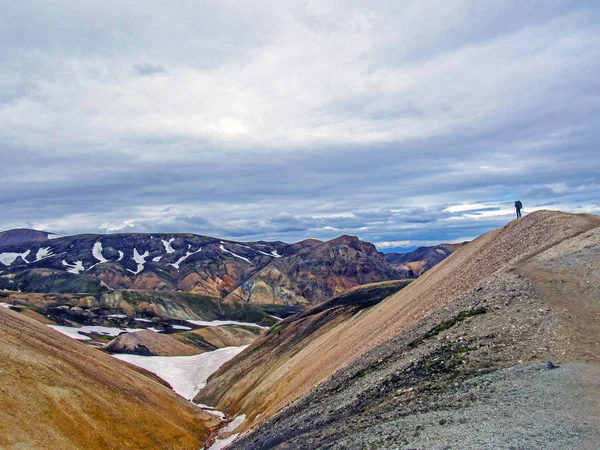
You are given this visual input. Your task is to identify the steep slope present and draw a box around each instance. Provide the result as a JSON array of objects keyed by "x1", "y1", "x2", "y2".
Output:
[
  {"x1": 195, "y1": 280, "x2": 411, "y2": 422},
  {"x1": 0, "y1": 231, "x2": 408, "y2": 306},
  {"x1": 225, "y1": 235, "x2": 410, "y2": 305},
  {"x1": 228, "y1": 213, "x2": 600, "y2": 449},
  {"x1": 0, "y1": 306, "x2": 220, "y2": 449},
  {"x1": 385, "y1": 242, "x2": 467, "y2": 276},
  {"x1": 197, "y1": 211, "x2": 600, "y2": 435}
]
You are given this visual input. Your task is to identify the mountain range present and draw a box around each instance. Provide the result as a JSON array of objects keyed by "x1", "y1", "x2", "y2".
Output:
[{"x1": 0, "y1": 229, "x2": 412, "y2": 306}]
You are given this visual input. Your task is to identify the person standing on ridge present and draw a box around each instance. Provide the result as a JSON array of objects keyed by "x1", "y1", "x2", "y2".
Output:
[{"x1": 515, "y1": 200, "x2": 523, "y2": 218}]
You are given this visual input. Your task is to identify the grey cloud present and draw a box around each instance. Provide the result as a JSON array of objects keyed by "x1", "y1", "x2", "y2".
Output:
[
  {"x1": 1, "y1": 1, "x2": 599, "y2": 247},
  {"x1": 527, "y1": 187, "x2": 556, "y2": 198},
  {"x1": 133, "y1": 63, "x2": 167, "y2": 76}
]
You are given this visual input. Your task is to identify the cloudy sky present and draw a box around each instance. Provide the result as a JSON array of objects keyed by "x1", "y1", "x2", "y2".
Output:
[{"x1": 1, "y1": 1, "x2": 599, "y2": 251}]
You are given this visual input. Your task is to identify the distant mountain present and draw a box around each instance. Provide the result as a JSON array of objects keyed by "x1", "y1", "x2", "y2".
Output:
[
  {"x1": 384, "y1": 242, "x2": 467, "y2": 276},
  {"x1": 0, "y1": 228, "x2": 52, "y2": 247},
  {"x1": 0, "y1": 230, "x2": 412, "y2": 306},
  {"x1": 226, "y1": 235, "x2": 409, "y2": 304}
]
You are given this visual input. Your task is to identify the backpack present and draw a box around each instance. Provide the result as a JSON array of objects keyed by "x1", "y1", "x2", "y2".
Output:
[{"x1": 515, "y1": 201, "x2": 522, "y2": 209}]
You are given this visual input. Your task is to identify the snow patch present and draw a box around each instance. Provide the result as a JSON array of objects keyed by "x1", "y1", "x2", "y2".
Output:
[
  {"x1": 152, "y1": 255, "x2": 163, "y2": 262},
  {"x1": 196, "y1": 404, "x2": 227, "y2": 420},
  {"x1": 219, "y1": 245, "x2": 252, "y2": 264},
  {"x1": 127, "y1": 248, "x2": 149, "y2": 275},
  {"x1": 134, "y1": 318, "x2": 153, "y2": 323},
  {"x1": 48, "y1": 324, "x2": 146, "y2": 341},
  {"x1": 0, "y1": 250, "x2": 31, "y2": 266},
  {"x1": 0, "y1": 302, "x2": 14, "y2": 308},
  {"x1": 35, "y1": 247, "x2": 54, "y2": 262},
  {"x1": 161, "y1": 238, "x2": 176, "y2": 254},
  {"x1": 172, "y1": 324, "x2": 192, "y2": 330},
  {"x1": 106, "y1": 314, "x2": 127, "y2": 318},
  {"x1": 92, "y1": 241, "x2": 108, "y2": 263},
  {"x1": 208, "y1": 433, "x2": 239, "y2": 450},
  {"x1": 62, "y1": 260, "x2": 84, "y2": 274},
  {"x1": 170, "y1": 247, "x2": 202, "y2": 270},
  {"x1": 187, "y1": 319, "x2": 268, "y2": 330},
  {"x1": 117, "y1": 250, "x2": 124, "y2": 261},
  {"x1": 47, "y1": 234, "x2": 61, "y2": 240},
  {"x1": 255, "y1": 248, "x2": 283, "y2": 258},
  {"x1": 221, "y1": 414, "x2": 246, "y2": 433},
  {"x1": 113, "y1": 346, "x2": 247, "y2": 400}
]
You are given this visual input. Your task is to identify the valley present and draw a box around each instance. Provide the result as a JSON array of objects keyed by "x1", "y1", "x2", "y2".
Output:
[{"x1": 2, "y1": 211, "x2": 599, "y2": 449}]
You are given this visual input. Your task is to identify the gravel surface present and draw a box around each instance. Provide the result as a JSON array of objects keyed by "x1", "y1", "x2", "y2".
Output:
[{"x1": 343, "y1": 363, "x2": 600, "y2": 449}]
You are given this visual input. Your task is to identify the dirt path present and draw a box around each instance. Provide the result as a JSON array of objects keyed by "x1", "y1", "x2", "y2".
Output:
[{"x1": 517, "y1": 225, "x2": 600, "y2": 364}]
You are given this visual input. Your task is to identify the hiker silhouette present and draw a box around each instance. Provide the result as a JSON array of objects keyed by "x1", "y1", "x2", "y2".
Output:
[{"x1": 515, "y1": 200, "x2": 522, "y2": 218}]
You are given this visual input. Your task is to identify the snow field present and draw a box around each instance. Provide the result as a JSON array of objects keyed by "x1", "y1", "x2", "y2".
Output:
[
  {"x1": 113, "y1": 345, "x2": 248, "y2": 400},
  {"x1": 186, "y1": 319, "x2": 268, "y2": 330},
  {"x1": 48, "y1": 324, "x2": 150, "y2": 341}
]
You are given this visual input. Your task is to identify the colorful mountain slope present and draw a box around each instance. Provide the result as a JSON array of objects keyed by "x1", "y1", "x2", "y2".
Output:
[{"x1": 0, "y1": 306, "x2": 220, "y2": 449}]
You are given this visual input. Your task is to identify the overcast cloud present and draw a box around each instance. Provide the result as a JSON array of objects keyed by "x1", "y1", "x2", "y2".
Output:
[{"x1": 1, "y1": 1, "x2": 599, "y2": 251}]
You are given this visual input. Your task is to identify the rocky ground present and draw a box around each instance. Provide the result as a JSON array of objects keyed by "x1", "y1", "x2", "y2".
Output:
[{"x1": 226, "y1": 214, "x2": 600, "y2": 449}]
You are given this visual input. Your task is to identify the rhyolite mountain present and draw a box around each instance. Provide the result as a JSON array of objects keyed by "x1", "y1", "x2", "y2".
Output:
[
  {"x1": 0, "y1": 229, "x2": 412, "y2": 305},
  {"x1": 384, "y1": 242, "x2": 467, "y2": 277}
]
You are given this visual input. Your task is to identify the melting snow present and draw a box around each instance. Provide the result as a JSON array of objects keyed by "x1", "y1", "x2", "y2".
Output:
[
  {"x1": 187, "y1": 319, "x2": 268, "y2": 330},
  {"x1": 219, "y1": 245, "x2": 252, "y2": 265},
  {"x1": 127, "y1": 248, "x2": 149, "y2": 275},
  {"x1": 208, "y1": 433, "x2": 240, "y2": 450},
  {"x1": 0, "y1": 250, "x2": 31, "y2": 266},
  {"x1": 117, "y1": 250, "x2": 124, "y2": 261},
  {"x1": 196, "y1": 404, "x2": 227, "y2": 420},
  {"x1": 170, "y1": 247, "x2": 202, "y2": 270},
  {"x1": 92, "y1": 241, "x2": 108, "y2": 263},
  {"x1": 106, "y1": 314, "x2": 127, "y2": 318},
  {"x1": 35, "y1": 247, "x2": 54, "y2": 262},
  {"x1": 134, "y1": 318, "x2": 153, "y2": 323},
  {"x1": 172, "y1": 324, "x2": 192, "y2": 330},
  {"x1": 221, "y1": 414, "x2": 246, "y2": 433},
  {"x1": 48, "y1": 325, "x2": 147, "y2": 341},
  {"x1": 152, "y1": 256, "x2": 162, "y2": 262},
  {"x1": 113, "y1": 346, "x2": 248, "y2": 400},
  {"x1": 161, "y1": 238, "x2": 176, "y2": 254},
  {"x1": 62, "y1": 260, "x2": 84, "y2": 274},
  {"x1": 255, "y1": 248, "x2": 283, "y2": 258}
]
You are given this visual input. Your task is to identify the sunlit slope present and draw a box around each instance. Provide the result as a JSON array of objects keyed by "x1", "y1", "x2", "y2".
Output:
[{"x1": 0, "y1": 307, "x2": 220, "y2": 449}]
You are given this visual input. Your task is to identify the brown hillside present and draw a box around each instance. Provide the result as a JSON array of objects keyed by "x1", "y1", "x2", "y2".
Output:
[
  {"x1": 197, "y1": 211, "x2": 600, "y2": 432},
  {"x1": 229, "y1": 214, "x2": 600, "y2": 449},
  {"x1": 0, "y1": 307, "x2": 219, "y2": 449},
  {"x1": 103, "y1": 329, "x2": 202, "y2": 356}
]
